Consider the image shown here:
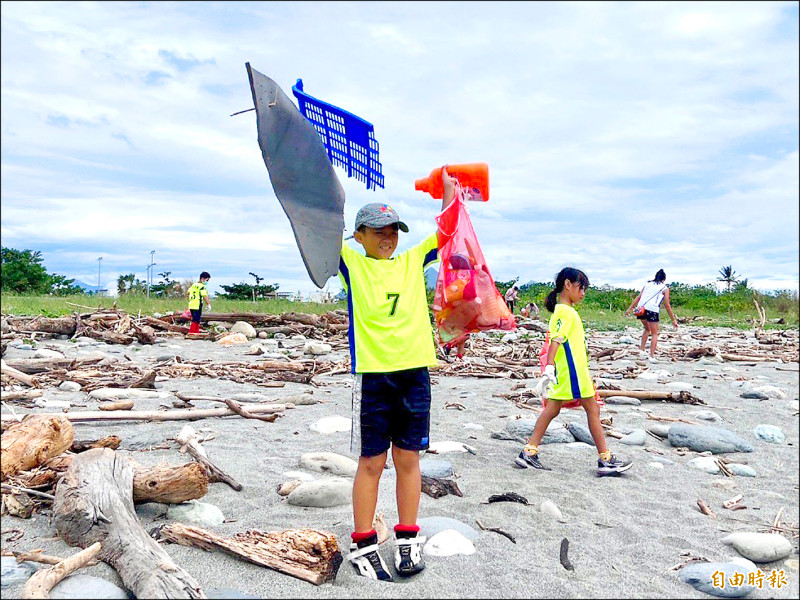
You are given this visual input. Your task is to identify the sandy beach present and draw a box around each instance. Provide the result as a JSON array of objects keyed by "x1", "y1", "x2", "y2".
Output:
[{"x1": 1, "y1": 323, "x2": 798, "y2": 599}]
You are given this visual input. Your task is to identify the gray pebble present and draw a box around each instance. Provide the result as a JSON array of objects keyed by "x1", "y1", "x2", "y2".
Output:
[
  {"x1": 668, "y1": 424, "x2": 753, "y2": 454},
  {"x1": 49, "y1": 574, "x2": 129, "y2": 599},
  {"x1": 678, "y1": 562, "x2": 755, "y2": 597}
]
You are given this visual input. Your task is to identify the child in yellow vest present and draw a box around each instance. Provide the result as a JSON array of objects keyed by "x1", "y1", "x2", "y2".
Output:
[
  {"x1": 187, "y1": 272, "x2": 211, "y2": 335},
  {"x1": 514, "y1": 267, "x2": 632, "y2": 477}
]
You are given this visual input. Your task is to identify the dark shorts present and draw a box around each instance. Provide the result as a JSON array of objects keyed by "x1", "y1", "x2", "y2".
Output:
[
  {"x1": 351, "y1": 367, "x2": 431, "y2": 457},
  {"x1": 190, "y1": 308, "x2": 202, "y2": 324},
  {"x1": 637, "y1": 310, "x2": 659, "y2": 323}
]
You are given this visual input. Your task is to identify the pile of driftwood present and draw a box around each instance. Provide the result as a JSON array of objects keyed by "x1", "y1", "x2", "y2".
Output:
[{"x1": 1, "y1": 415, "x2": 343, "y2": 597}]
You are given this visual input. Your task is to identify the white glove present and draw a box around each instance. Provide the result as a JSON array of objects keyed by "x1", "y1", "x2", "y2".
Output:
[{"x1": 535, "y1": 364, "x2": 556, "y2": 396}]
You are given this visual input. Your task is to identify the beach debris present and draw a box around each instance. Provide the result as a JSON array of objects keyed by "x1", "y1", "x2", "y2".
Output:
[
  {"x1": 98, "y1": 400, "x2": 134, "y2": 411},
  {"x1": 722, "y1": 494, "x2": 745, "y2": 511},
  {"x1": 696, "y1": 498, "x2": 716, "y2": 519},
  {"x1": 70, "y1": 435, "x2": 121, "y2": 453},
  {"x1": 303, "y1": 341, "x2": 332, "y2": 355},
  {"x1": 540, "y1": 500, "x2": 566, "y2": 522},
  {"x1": 52, "y1": 449, "x2": 205, "y2": 598},
  {"x1": 444, "y1": 402, "x2": 467, "y2": 410},
  {"x1": 308, "y1": 415, "x2": 351, "y2": 434},
  {"x1": 167, "y1": 500, "x2": 225, "y2": 527},
  {"x1": 597, "y1": 388, "x2": 706, "y2": 405},
  {"x1": 419, "y1": 458, "x2": 455, "y2": 479},
  {"x1": 1, "y1": 415, "x2": 74, "y2": 480},
  {"x1": 667, "y1": 424, "x2": 754, "y2": 454},
  {"x1": 276, "y1": 479, "x2": 304, "y2": 496},
  {"x1": 373, "y1": 512, "x2": 390, "y2": 544},
  {"x1": 487, "y1": 492, "x2": 529, "y2": 505},
  {"x1": 424, "y1": 529, "x2": 475, "y2": 556},
  {"x1": 475, "y1": 520, "x2": 516, "y2": 544},
  {"x1": 721, "y1": 532, "x2": 793, "y2": 563},
  {"x1": 420, "y1": 476, "x2": 463, "y2": 499},
  {"x1": 177, "y1": 425, "x2": 242, "y2": 492},
  {"x1": 286, "y1": 478, "x2": 352, "y2": 508},
  {"x1": 425, "y1": 441, "x2": 476, "y2": 454},
  {"x1": 752, "y1": 424, "x2": 785, "y2": 444},
  {"x1": 559, "y1": 538, "x2": 574, "y2": 571},
  {"x1": 20, "y1": 542, "x2": 103, "y2": 600},
  {"x1": 299, "y1": 452, "x2": 357, "y2": 478},
  {"x1": 667, "y1": 550, "x2": 710, "y2": 571},
  {"x1": 153, "y1": 522, "x2": 342, "y2": 586},
  {"x1": 677, "y1": 561, "x2": 756, "y2": 597}
]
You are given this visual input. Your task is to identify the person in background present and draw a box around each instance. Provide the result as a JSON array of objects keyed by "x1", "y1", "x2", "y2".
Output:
[
  {"x1": 504, "y1": 284, "x2": 519, "y2": 314},
  {"x1": 520, "y1": 301, "x2": 539, "y2": 320},
  {"x1": 625, "y1": 269, "x2": 678, "y2": 361},
  {"x1": 187, "y1": 272, "x2": 211, "y2": 335}
]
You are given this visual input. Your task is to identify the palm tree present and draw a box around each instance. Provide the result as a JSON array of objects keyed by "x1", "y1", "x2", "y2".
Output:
[{"x1": 717, "y1": 265, "x2": 739, "y2": 293}]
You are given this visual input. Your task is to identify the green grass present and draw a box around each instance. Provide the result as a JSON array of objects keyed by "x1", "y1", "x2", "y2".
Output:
[
  {"x1": 0, "y1": 293, "x2": 346, "y2": 318},
  {"x1": 2, "y1": 291, "x2": 797, "y2": 332}
]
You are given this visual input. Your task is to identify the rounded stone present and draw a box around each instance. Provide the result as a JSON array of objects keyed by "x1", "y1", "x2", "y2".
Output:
[
  {"x1": 299, "y1": 452, "x2": 358, "y2": 478},
  {"x1": 678, "y1": 562, "x2": 755, "y2": 598},
  {"x1": 419, "y1": 459, "x2": 454, "y2": 479},
  {"x1": 424, "y1": 529, "x2": 475, "y2": 557},
  {"x1": 619, "y1": 429, "x2": 647, "y2": 446},
  {"x1": 721, "y1": 532, "x2": 793, "y2": 563},
  {"x1": 418, "y1": 516, "x2": 479, "y2": 541},
  {"x1": 286, "y1": 478, "x2": 351, "y2": 508},
  {"x1": 752, "y1": 424, "x2": 785, "y2": 444},
  {"x1": 49, "y1": 574, "x2": 129, "y2": 599},
  {"x1": 166, "y1": 500, "x2": 225, "y2": 527}
]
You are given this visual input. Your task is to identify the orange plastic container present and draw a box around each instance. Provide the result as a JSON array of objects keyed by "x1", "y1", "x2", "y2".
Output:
[{"x1": 415, "y1": 163, "x2": 489, "y2": 202}]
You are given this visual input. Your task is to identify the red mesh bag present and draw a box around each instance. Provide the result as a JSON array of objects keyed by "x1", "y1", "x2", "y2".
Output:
[
  {"x1": 539, "y1": 332, "x2": 604, "y2": 409},
  {"x1": 432, "y1": 186, "x2": 515, "y2": 345}
]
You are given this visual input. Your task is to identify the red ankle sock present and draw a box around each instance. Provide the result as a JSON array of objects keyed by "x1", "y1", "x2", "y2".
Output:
[
  {"x1": 394, "y1": 524, "x2": 420, "y2": 539},
  {"x1": 351, "y1": 529, "x2": 377, "y2": 544}
]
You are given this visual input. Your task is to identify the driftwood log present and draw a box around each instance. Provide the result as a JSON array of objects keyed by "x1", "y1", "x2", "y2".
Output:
[
  {"x1": 20, "y1": 542, "x2": 102, "y2": 599},
  {"x1": 1, "y1": 402, "x2": 293, "y2": 424},
  {"x1": 596, "y1": 389, "x2": 705, "y2": 405},
  {"x1": 53, "y1": 448, "x2": 206, "y2": 598},
  {"x1": 1, "y1": 415, "x2": 74, "y2": 480},
  {"x1": 154, "y1": 522, "x2": 342, "y2": 586},
  {"x1": 12, "y1": 452, "x2": 209, "y2": 505}
]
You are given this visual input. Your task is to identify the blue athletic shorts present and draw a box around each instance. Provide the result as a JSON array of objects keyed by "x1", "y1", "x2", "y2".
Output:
[
  {"x1": 189, "y1": 308, "x2": 203, "y2": 324},
  {"x1": 350, "y1": 367, "x2": 431, "y2": 457}
]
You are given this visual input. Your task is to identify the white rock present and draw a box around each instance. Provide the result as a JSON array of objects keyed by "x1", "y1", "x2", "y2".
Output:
[
  {"x1": 427, "y1": 441, "x2": 476, "y2": 454},
  {"x1": 287, "y1": 478, "x2": 351, "y2": 508},
  {"x1": 540, "y1": 500, "x2": 566, "y2": 522},
  {"x1": 424, "y1": 529, "x2": 475, "y2": 556},
  {"x1": 618, "y1": 335, "x2": 636, "y2": 344},
  {"x1": 299, "y1": 452, "x2": 358, "y2": 477},
  {"x1": 752, "y1": 385, "x2": 787, "y2": 400},
  {"x1": 34, "y1": 399, "x2": 71, "y2": 410},
  {"x1": 58, "y1": 381, "x2": 82, "y2": 392},
  {"x1": 282, "y1": 470, "x2": 315, "y2": 482},
  {"x1": 664, "y1": 381, "x2": 693, "y2": 391},
  {"x1": 33, "y1": 349, "x2": 65, "y2": 359},
  {"x1": 462, "y1": 423, "x2": 484, "y2": 430},
  {"x1": 230, "y1": 321, "x2": 257, "y2": 338},
  {"x1": 647, "y1": 462, "x2": 664, "y2": 470},
  {"x1": 309, "y1": 416, "x2": 352, "y2": 434},
  {"x1": 721, "y1": 532, "x2": 793, "y2": 563},
  {"x1": 687, "y1": 456, "x2": 720, "y2": 474},
  {"x1": 303, "y1": 341, "x2": 332, "y2": 355},
  {"x1": 166, "y1": 500, "x2": 225, "y2": 527},
  {"x1": 689, "y1": 410, "x2": 721, "y2": 422}
]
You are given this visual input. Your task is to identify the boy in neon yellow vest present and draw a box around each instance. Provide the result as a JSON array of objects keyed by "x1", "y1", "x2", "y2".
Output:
[
  {"x1": 342, "y1": 171, "x2": 456, "y2": 581},
  {"x1": 187, "y1": 272, "x2": 211, "y2": 335}
]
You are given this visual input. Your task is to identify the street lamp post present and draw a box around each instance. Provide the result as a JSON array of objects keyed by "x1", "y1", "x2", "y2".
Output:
[
  {"x1": 147, "y1": 250, "x2": 156, "y2": 298},
  {"x1": 97, "y1": 257, "x2": 103, "y2": 295}
]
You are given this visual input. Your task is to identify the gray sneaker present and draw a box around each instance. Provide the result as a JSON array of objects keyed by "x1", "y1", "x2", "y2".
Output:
[
  {"x1": 597, "y1": 454, "x2": 633, "y2": 477},
  {"x1": 514, "y1": 451, "x2": 551, "y2": 470}
]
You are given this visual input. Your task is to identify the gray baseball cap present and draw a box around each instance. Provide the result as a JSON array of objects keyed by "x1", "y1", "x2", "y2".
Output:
[{"x1": 354, "y1": 203, "x2": 409, "y2": 232}]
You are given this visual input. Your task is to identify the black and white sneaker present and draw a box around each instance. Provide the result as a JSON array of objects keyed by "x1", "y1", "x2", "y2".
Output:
[
  {"x1": 394, "y1": 535, "x2": 426, "y2": 576},
  {"x1": 514, "y1": 451, "x2": 551, "y2": 470},
  {"x1": 348, "y1": 542, "x2": 393, "y2": 581},
  {"x1": 597, "y1": 454, "x2": 633, "y2": 477}
]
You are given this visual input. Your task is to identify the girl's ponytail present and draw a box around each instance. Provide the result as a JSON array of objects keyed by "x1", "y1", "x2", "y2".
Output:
[{"x1": 545, "y1": 290, "x2": 559, "y2": 313}]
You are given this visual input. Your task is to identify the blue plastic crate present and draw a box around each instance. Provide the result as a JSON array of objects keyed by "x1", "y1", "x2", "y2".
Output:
[{"x1": 292, "y1": 79, "x2": 384, "y2": 190}]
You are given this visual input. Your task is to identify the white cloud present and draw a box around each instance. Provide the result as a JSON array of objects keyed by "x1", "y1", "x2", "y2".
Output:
[{"x1": 1, "y1": 1, "x2": 797, "y2": 296}]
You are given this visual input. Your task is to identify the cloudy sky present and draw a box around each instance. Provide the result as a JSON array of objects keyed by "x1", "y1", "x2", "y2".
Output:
[{"x1": 2, "y1": 1, "x2": 798, "y2": 297}]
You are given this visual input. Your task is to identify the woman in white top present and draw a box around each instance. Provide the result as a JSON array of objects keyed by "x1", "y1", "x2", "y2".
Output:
[{"x1": 625, "y1": 269, "x2": 678, "y2": 359}]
